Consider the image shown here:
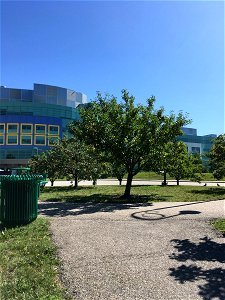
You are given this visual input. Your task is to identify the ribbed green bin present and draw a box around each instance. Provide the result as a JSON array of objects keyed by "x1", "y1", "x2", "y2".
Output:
[{"x1": 0, "y1": 175, "x2": 43, "y2": 226}]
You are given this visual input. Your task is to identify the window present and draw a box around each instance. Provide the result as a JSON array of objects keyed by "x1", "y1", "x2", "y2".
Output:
[
  {"x1": 7, "y1": 123, "x2": 18, "y2": 133},
  {"x1": 0, "y1": 124, "x2": 5, "y2": 133},
  {"x1": 48, "y1": 136, "x2": 59, "y2": 146},
  {"x1": 35, "y1": 124, "x2": 46, "y2": 134},
  {"x1": 48, "y1": 125, "x2": 59, "y2": 135},
  {"x1": 0, "y1": 135, "x2": 4, "y2": 145},
  {"x1": 20, "y1": 135, "x2": 32, "y2": 145},
  {"x1": 7, "y1": 135, "x2": 18, "y2": 145},
  {"x1": 21, "y1": 124, "x2": 33, "y2": 134},
  {"x1": 34, "y1": 135, "x2": 46, "y2": 146}
]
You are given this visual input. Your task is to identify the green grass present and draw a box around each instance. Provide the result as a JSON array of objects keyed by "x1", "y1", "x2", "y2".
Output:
[
  {"x1": 211, "y1": 219, "x2": 225, "y2": 235},
  {"x1": 39, "y1": 185, "x2": 225, "y2": 203},
  {"x1": 133, "y1": 172, "x2": 225, "y2": 181},
  {"x1": 0, "y1": 217, "x2": 66, "y2": 300}
]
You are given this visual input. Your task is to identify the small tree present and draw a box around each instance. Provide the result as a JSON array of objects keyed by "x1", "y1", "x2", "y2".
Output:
[
  {"x1": 45, "y1": 149, "x2": 63, "y2": 186},
  {"x1": 53, "y1": 137, "x2": 90, "y2": 188},
  {"x1": 84, "y1": 147, "x2": 110, "y2": 185},
  {"x1": 29, "y1": 150, "x2": 62, "y2": 186},
  {"x1": 111, "y1": 160, "x2": 126, "y2": 185},
  {"x1": 167, "y1": 141, "x2": 191, "y2": 185},
  {"x1": 208, "y1": 134, "x2": 225, "y2": 180},
  {"x1": 29, "y1": 153, "x2": 47, "y2": 174}
]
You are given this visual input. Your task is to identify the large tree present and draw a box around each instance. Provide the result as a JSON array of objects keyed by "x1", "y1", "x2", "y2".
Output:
[
  {"x1": 208, "y1": 134, "x2": 225, "y2": 180},
  {"x1": 70, "y1": 90, "x2": 189, "y2": 198}
]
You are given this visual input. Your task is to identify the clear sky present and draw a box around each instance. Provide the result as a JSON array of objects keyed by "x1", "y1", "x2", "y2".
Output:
[{"x1": 1, "y1": 0, "x2": 224, "y2": 136}]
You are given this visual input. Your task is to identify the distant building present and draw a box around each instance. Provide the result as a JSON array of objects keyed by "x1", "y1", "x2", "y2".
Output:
[
  {"x1": 0, "y1": 85, "x2": 216, "y2": 170},
  {"x1": 0, "y1": 83, "x2": 87, "y2": 169},
  {"x1": 179, "y1": 127, "x2": 216, "y2": 157}
]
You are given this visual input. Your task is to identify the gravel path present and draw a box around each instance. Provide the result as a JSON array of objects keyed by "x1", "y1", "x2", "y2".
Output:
[{"x1": 39, "y1": 200, "x2": 225, "y2": 300}]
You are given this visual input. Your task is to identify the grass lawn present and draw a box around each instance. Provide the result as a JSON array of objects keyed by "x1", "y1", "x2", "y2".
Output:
[
  {"x1": 39, "y1": 185, "x2": 225, "y2": 203},
  {"x1": 0, "y1": 217, "x2": 66, "y2": 300},
  {"x1": 133, "y1": 172, "x2": 225, "y2": 181},
  {"x1": 211, "y1": 219, "x2": 225, "y2": 235}
]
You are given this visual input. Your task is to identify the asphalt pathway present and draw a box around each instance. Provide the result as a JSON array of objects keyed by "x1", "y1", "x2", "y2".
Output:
[{"x1": 39, "y1": 200, "x2": 225, "y2": 300}]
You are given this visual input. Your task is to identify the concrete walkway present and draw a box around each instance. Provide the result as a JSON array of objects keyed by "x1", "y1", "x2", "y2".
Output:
[
  {"x1": 46, "y1": 179, "x2": 225, "y2": 187},
  {"x1": 39, "y1": 200, "x2": 225, "y2": 300}
]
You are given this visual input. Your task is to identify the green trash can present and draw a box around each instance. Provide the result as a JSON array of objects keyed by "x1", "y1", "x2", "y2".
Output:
[{"x1": 0, "y1": 174, "x2": 43, "y2": 226}]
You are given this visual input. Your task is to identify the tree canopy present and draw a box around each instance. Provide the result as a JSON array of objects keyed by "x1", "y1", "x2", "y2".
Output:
[
  {"x1": 70, "y1": 90, "x2": 190, "y2": 197},
  {"x1": 209, "y1": 134, "x2": 225, "y2": 180}
]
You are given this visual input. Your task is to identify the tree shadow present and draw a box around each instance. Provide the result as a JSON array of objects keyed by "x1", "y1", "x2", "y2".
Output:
[
  {"x1": 170, "y1": 236, "x2": 225, "y2": 262},
  {"x1": 38, "y1": 201, "x2": 153, "y2": 218},
  {"x1": 132, "y1": 209, "x2": 201, "y2": 221},
  {"x1": 42, "y1": 193, "x2": 158, "y2": 203},
  {"x1": 131, "y1": 201, "x2": 213, "y2": 221},
  {"x1": 169, "y1": 236, "x2": 225, "y2": 299}
]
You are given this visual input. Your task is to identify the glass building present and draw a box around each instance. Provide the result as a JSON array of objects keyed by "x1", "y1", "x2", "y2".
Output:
[
  {"x1": 0, "y1": 83, "x2": 87, "y2": 168},
  {"x1": 179, "y1": 127, "x2": 216, "y2": 160}
]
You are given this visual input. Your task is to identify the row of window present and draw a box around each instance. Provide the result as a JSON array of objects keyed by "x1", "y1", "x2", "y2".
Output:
[
  {"x1": 0, "y1": 123, "x2": 60, "y2": 135},
  {"x1": 0, "y1": 135, "x2": 59, "y2": 146}
]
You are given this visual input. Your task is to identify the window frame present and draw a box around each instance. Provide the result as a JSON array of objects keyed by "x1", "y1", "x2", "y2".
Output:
[
  {"x1": 48, "y1": 136, "x2": 59, "y2": 146},
  {"x1": 0, "y1": 123, "x2": 5, "y2": 134},
  {"x1": 35, "y1": 124, "x2": 46, "y2": 135},
  {"x1": 21, "y1": 123, "x2": 33, "y2": 134},
  {"x1": 0, "y1": 135, "x2": 4, "y2": 145},
  {"x1": 6, "y1": 135, "x2": 18, "y2": 145},
  {"x1": 7, "y1": 123, "x2": 19, "y2": 134},
  {"x1": 20, "y1": 135, "x2": 33, "y2": 145},
  {"x1": 48, "y1": 125, "x2": 60, "y2": 135},
  {"x1": 34, "y1": 135, "x2": 46, "y2": 146}
]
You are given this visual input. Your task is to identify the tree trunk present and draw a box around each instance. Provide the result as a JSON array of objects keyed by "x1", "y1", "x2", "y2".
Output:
[
  {"x1": 123, "y1": 172, "x2": 133, "y2": 198},
  {"x1": 176, "y1": 178, "x2": 180, "y2": 186},
  {"x1": 119, "y1": 179, "x2": 122, "y2": 186},
  {"x1": 163, "y1": 171, "x2": 167, "y2": 186},
  {"x1": 74, "y1": 174, "x2": 78, "y2": 188},
  {"x1": 51, "y1": 180, "x2": 54, "y2": 186}
]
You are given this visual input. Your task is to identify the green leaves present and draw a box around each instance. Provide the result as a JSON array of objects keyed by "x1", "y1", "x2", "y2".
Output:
[
  {"x1": 209, "y1": 134, "x2": 225, "y2": 180},
  {"x1": 70, "y1": 89, "x2": 189, "y2": 197}
]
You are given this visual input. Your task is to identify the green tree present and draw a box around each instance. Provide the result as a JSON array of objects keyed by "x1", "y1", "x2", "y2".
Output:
[
  {"x1": 53, "y1": 137, "x2": 90, "y2": 188},
  {"x1": 53, "y1": 137, "x2": 107, "y2": 188},
  {"x1": 111, "y1": 160, "x2": 126, "y2": 185},
  {"x1": 209, "y1": 134, "x2": 225, "y2": 180},
  {"x1": 29, "y1": 150, "x2": 62, "y2": 186},
  {"x1": 29, "y1": 153, "x2": 47, "y2": 174},
  {"x1": 45, "y1": 148, "x2": 63, "y2": 186},
  {"x1": 70, "y1": 90, "x2": 189, "y2": 197},
  {"x1": 167, "y1": 141, "x2": 191, "y2": 185},
  {"x1": 84, "y1": 147, "x2": 110, "y2": 185}
]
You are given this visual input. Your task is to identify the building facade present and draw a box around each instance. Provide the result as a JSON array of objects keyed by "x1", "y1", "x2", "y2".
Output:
[
  {"x1": 0, "y1": 84, "x2": 216, "y2": 170},
  {"x1": 179, "y1": 127, "x2": 216, "y2": 160},
  {"x1": 0, "y1": 83, "x2": 87, "y2": 168}
]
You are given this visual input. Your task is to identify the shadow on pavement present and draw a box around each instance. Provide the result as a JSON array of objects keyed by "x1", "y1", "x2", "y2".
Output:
[
  {"x1": 38, "y1": 201, "x2": 153, "y2": 217},
  {"x1": 169, "y1": 236, "x2": 225, "y2": 300},
  {"x1": 130, "y1": 200, "x2": 219, "y2": 221}
]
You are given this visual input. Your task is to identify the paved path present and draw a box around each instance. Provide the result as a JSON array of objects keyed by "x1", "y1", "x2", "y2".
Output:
[
  {"x1": 46, "y1": 179, "x2": 225, "y2": 187},
  {"x1": 39, "y1": 200, "x2": 225, "y2": 300}
]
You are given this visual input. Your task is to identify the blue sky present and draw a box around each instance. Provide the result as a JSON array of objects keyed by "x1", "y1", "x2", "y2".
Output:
[{"x1": 1, "y1": 0, "x2": 224, "y2": 135}]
